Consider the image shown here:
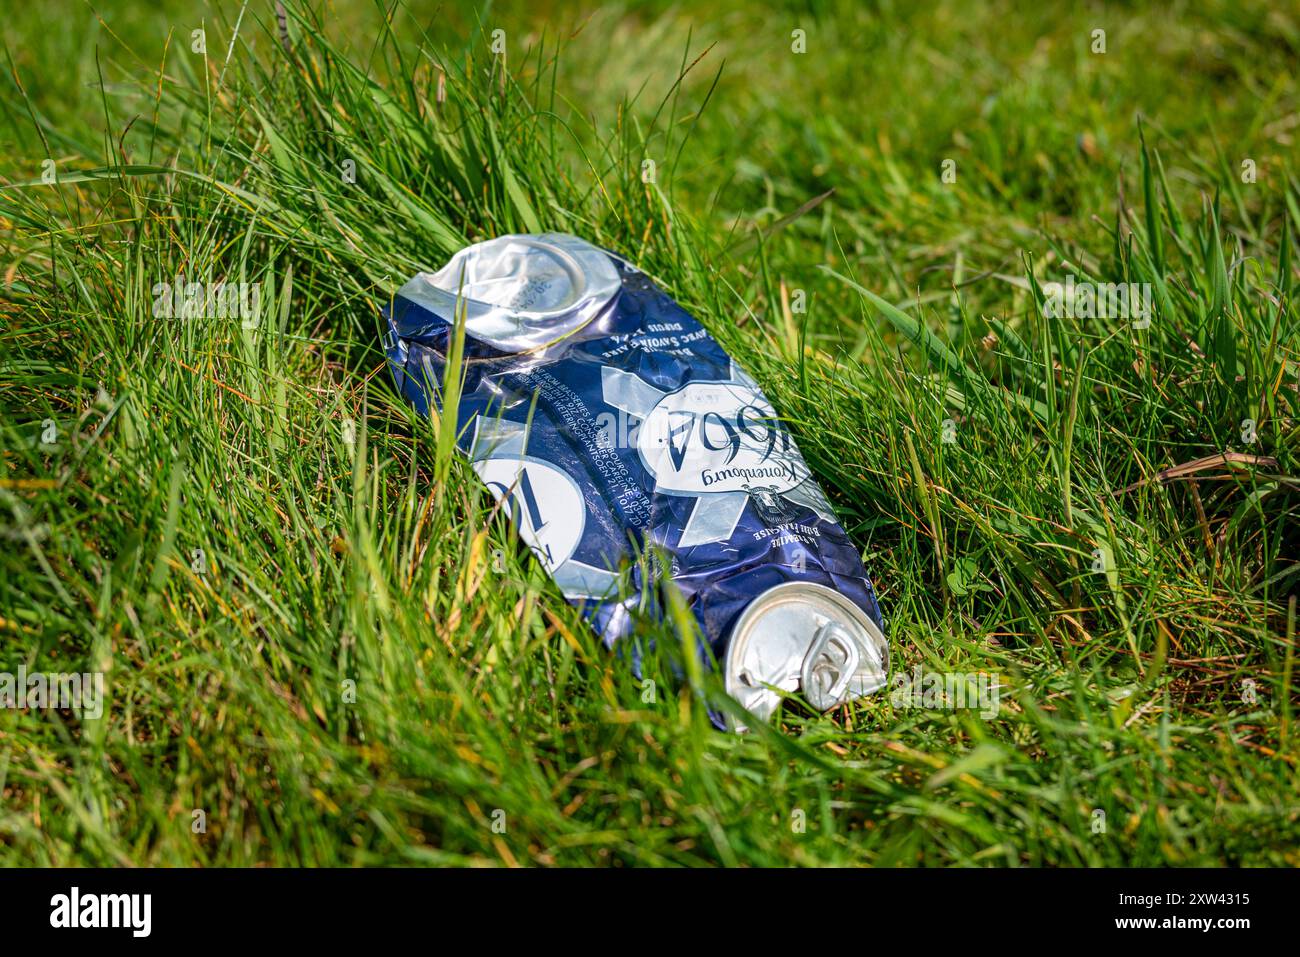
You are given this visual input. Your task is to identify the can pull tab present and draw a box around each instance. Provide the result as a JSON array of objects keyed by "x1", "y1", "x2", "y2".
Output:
[{"x1": 800, "y1": 622, "x2": 861, "y2": 711}]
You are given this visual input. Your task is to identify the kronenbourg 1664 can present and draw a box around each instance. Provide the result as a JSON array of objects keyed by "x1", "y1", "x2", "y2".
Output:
[{"x1": 383, "y1": 234, "x2": 887, "y2": 729}]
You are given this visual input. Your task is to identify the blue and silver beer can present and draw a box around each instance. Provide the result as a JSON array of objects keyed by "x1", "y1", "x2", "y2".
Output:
[{"x1": 384, "y1": 234, "x2": 887, "y2": 729}]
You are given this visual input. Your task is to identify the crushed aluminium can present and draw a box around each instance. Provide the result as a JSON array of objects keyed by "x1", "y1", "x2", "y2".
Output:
[{"x1": 383, "y1": 233, "x2": 887, "y2": 729}]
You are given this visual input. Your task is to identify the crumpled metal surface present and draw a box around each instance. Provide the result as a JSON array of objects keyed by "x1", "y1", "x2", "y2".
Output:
[{"x1": 384, "y1": 234, "x2": 885, "y2": 717}]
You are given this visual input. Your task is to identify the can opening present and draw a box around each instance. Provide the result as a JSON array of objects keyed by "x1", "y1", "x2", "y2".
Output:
[
  {"x1": 723, "y1": 581, "x2": 888, "y2": 731},
  {"x1": 800, "y1": 622, "x2": 861, "y2": 711}
]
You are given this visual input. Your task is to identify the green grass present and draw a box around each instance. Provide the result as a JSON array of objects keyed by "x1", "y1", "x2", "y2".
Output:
[{"x1": 0, "y1": 0, "x2": 1297, "y2": 866}]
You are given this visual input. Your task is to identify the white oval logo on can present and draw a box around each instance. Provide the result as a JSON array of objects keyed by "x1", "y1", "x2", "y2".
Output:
[
  {"x1": 637, "y1": 382, "x2": 809, "y2": 495},
  {"x1": 473, "y1": 456, "x2": 585, "y2": 570}
]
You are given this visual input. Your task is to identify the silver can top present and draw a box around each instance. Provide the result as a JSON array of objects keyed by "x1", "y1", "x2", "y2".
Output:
[
  {"x1": 395, "y1": 233, "x2": 623, "y2": 353},
  {"x1": 724, "y1": 582, "x2": 888, "y2": 731}
]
